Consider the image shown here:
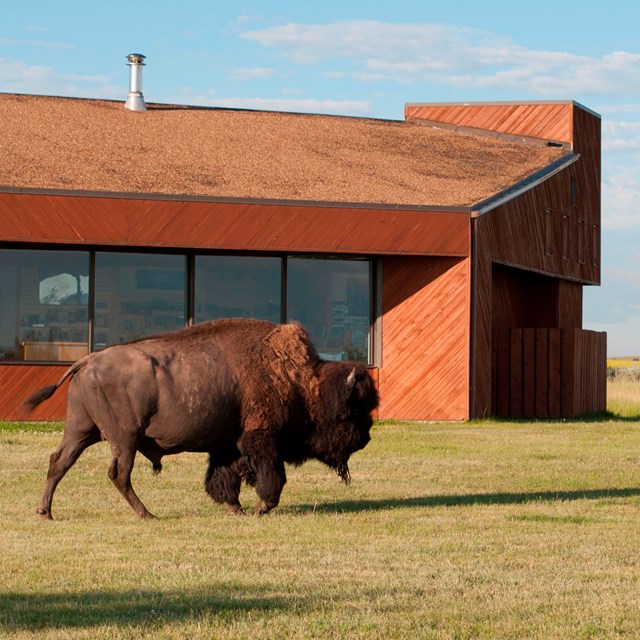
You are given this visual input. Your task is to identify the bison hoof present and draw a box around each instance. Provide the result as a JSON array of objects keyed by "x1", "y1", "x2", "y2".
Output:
[
  {"x1": 226, "y1": 504, "x2": 245, "y2": 516},
  {"x1": 37, "y1": 508, "x2": 53, "y2": 520},
  {"x1": 255, "y1": 500, "x2": 276, "y2": 516}
]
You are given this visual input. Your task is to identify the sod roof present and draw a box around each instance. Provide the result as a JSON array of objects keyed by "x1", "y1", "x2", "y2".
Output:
[{"x1": 0, "y1": 92, "x2": 565, "y2": 208}]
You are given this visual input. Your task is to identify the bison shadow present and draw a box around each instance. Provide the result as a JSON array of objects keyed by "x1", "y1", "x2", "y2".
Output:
[
  {"x1": 0, "y1": 586, "x2": 296, "y2": 632},
  {"x1": 291, "y1": 487, "x2": 640, "y2": 514}
]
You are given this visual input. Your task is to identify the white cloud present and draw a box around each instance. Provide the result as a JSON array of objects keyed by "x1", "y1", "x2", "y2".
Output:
[
  {"x1": 242, "y1": 21, "x2": 640, "y2": 96},
  {"x1": 0, "y1": 58, "x2": 120, "y2": 99},
  {"x1": 26, "y1": 39, "x2": 77, "y2": 50},
  {"x1": 229, "y1": 67, "x2": 275, "y2": 80},
  {"x1": 602, "y1": 169, "x2": 640, "y2": 230},
  {"x1": 602, "y1": 119, "x2": 640, "y2": 154},
  {"x1": 167, "y1": 92, "x2": 371, "y2": 115}
]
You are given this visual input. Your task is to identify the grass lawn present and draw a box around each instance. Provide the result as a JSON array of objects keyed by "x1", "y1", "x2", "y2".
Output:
[{"x1": 1, "y1": 381, "x2": 640, "y2": 639}]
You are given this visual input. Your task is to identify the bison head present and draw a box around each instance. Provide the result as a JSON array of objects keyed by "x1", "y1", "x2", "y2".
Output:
[{"x1": 311, "y1": 362, "x2": 379, "y2": 482}]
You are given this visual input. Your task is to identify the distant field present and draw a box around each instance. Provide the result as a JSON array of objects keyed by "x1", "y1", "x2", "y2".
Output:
[{"x1": 607, "y1": 357, "x2": 640, "y2": 369}]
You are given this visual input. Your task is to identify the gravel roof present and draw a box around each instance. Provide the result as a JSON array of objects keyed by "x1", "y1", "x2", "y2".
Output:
[{"x1": 0, "y1": 93, "x2": 565, "y2": 208}]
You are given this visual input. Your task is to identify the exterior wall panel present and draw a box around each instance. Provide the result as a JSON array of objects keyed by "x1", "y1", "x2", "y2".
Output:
[
  {"x1": 379, "y1": 256, "x2": 470, "y2": 420},
  {"x1": 0, "y1": 365, "x2": 69, "y2": 421}
]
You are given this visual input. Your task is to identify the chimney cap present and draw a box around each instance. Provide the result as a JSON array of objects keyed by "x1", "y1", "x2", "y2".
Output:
[{"x1": 127, "y1": 53, "x2": 146, "y2": 64}]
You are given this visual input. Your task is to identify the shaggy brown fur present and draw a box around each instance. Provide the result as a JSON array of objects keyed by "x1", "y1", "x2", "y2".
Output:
[{"x1": 24, "y1": 319, "x2": 378, "y2": 520}]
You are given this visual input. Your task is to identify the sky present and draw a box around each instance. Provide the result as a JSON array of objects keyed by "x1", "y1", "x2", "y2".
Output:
[{"x1": 2, "y1": 0, "x2": 640, "y2": 355}]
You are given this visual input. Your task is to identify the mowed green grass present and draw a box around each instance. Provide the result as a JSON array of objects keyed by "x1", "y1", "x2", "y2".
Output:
[{"x1": 2, "y1": 382, "x2": 640, "y2": 639}]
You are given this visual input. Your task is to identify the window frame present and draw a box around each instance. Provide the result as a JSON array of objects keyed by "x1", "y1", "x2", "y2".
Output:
[{"x1": 0, "y1": 245, "x2": 377, "y2": 366}]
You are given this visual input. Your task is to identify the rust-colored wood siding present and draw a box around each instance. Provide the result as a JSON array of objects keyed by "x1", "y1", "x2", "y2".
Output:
[
  {"x1": 0, "y1": 192, "x2": 469, "y2": 257},
  {"x1": 405, "y1": 102, "x2": 575, "y2": 143},
  {"x1": 379, "y1": 256, "x2": 470, "y2": 420},
  {"x1": 471, "y1": 103, "x2": 602, "y2": 418},
  {"x1": 0, "y1": 364, "x2": 69, "y2": 421},
  {"x1": 493, "y1": 329, "x2": 606, "y2": 418}
]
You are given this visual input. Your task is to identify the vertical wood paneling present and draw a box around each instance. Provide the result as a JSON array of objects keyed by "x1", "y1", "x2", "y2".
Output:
[
  {"x1": 522, "y1": 329, "x2": 535, "y2": 417},
  {"x1": 493, "y1": 329, "x2": 605, "y2": 418},
  {"x1": 510, "y1": 329, "x2": 523, "y2": 418},
  {"x1": 379, "y1": 256, "x2": 470, "y2": 420},
  {"x1": 535, "y1": 329, "x2": 549, "y2": 418}
]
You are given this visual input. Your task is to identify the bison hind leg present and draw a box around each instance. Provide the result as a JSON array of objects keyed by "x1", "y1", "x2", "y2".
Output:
[{"x1": 137, "y1": 438, "x2": 164, "y2": 475}]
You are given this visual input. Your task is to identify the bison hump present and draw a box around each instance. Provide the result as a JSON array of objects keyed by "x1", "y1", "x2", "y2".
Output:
[{"x1": 261, "y1": 322, "x2": 320, "y2": 400}]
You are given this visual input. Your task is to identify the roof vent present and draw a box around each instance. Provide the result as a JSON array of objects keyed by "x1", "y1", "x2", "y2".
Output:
[{"x1": 124, "y1": 53, "x2": 147, "y2": 111}]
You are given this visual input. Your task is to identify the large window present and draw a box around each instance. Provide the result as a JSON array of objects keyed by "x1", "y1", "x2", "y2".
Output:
[
  {"x1": 287, "y1": 257, "x2": 370, "y2": 362},
  {"x1": 0, "y1": 250, "x2": 89, "y2": 361},
  {"x1": 195, "y1": 256, "x2": 281, "y2": 323},
  {"x1": 94, "y1": 253, "x2": 186, "y2": 349},
  {"x1": 0, "y1": 249, "x2": 373, "y2": 364}
]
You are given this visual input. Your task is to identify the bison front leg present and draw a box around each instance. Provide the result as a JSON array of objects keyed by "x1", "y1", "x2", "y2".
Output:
[
  {"x1": 253, "y1": 458, "x2": 287, "y2": 516},
  {"x1": 108, "y1": 442, "x2": 155, "y2": 519},
  {"x1": 238, "y1": 431, "x2": 287, "y2": 515}
]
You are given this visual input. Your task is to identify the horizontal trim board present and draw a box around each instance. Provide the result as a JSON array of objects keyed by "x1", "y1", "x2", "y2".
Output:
[
  {"x1": 0, "y1": 185, "x2": 472, "y2": 214},
  {"x1": 0, "y1": 193, "x2": 471, "y2": 257}
]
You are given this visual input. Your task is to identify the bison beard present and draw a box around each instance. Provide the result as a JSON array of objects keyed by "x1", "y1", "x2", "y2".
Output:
[{"x1": 24, "y1": 319, "x2": 378, "y2": 519}]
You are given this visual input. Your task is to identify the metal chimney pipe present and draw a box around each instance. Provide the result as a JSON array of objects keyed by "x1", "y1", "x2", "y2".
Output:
[{"x1": 124, "y1": 53, "x2": 147, "y2": 111}]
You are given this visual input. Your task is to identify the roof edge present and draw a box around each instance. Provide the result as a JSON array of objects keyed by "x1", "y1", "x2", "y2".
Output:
[
  {"x1": 0, "y1": 91, "x2": 401, "y2": 124},
  {"x1": 404, "y1": 99, "x2": 601, "y2": 120},
  {"x1": 472, "y1": 153, "x2": 580, "y2": 216},
  {"x1": 0, "y1": 185, "x2": 472, "y2": 214}
]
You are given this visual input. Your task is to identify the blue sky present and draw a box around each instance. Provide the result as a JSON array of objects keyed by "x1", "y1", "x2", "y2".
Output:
[{"x1": 2, "y1": 1, "x2": 640, "y2": 355}]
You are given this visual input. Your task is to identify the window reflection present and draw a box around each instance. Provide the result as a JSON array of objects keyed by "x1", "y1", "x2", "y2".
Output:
[
  {"x1": 1, "y1": 249, "x2": 373, "y2": 364},
  {"x1": 195, "y1": 256, "x2": 281, "y2": 323},
  {"x1": 0, "y1": 250, "x2": 89, "y2": 362},
  {"x1": 94, "y1": 253, "x2": 186, "y2": 349},
  {"x1": 287, "y1": 257, "x2": 370, "y2": 363}
]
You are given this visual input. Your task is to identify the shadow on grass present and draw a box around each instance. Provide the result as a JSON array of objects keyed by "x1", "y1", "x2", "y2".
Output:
[
  {"x1": 0, "y1": 585, "x2": 297, "y2": 631},
  {"x1": 292, "y1": 487, "x2": 640, "y2": 514}
]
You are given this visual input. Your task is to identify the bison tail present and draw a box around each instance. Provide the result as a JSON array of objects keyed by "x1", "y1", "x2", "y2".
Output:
[
  {"x1": 22, "y1": 385, "x2": 58, "y2": 414},
  {"x1": 21, "y1": 355, "x2": 90, "y2": 414}
]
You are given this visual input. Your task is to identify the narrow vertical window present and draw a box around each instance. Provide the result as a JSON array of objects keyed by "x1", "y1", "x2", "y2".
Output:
[
  {"x1": 545, "y1": 209, "x2": 555, "y2": 257},
  {"x1": 571, "y1": 177, "x2": 578, "y2": 207}
]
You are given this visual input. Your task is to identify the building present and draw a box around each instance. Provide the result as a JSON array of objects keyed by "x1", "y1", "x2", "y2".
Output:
[{"x1": 0, "y1": 88, "x2": 605, "y2": 421}]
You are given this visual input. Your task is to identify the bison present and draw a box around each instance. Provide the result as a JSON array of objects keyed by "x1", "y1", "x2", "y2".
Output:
[{"x1": 24, "y1": 318, "x2": 379, "y2": 519}]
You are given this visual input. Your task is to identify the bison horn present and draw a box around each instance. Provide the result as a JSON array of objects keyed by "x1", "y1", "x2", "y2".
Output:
[{"x1": 346, "y1": 367, "x2": 357, "y2": 391}]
